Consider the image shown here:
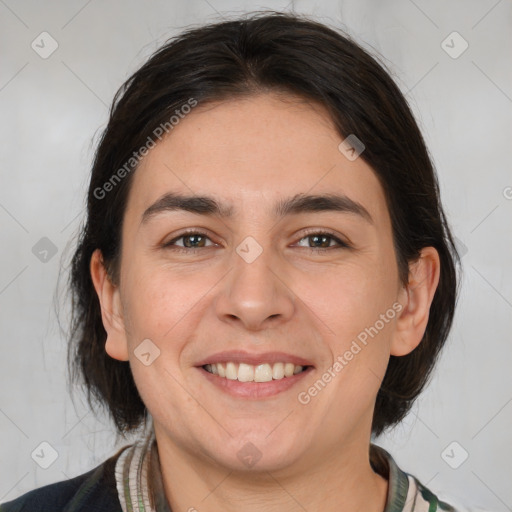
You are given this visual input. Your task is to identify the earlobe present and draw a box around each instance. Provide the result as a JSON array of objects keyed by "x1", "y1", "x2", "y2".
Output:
[
  {"x1": 90, "y1": 249, "x2": 129, "y2": 361},
  {"x1": 391, "y1": 247, "x2": 441, "y2": 357}
]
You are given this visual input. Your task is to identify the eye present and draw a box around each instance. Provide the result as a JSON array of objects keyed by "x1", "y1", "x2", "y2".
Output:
[
  {"x1": 163, "y1": 230, "x2": 216, "y2": 251},
  {"x1": 295, "y1": 231, "x2": 350, "y2": 252},
  {"x1": 162, "y1": 229, "x2": 350, "y2": 253}
]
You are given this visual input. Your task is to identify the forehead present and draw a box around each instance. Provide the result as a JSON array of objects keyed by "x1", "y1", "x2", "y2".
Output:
[{"x1": 125, "y1": 93, "x2": 388, "y2": 223}]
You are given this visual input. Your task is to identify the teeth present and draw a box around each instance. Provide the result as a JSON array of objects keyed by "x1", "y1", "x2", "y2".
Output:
[
  {"x1": 203, "y1": 361, "x2": 306, "y2": 382},
  {"x1": 238, "y1": 363, "x2": 254, "y2": 382},
  {"x1": 254, "y1": 363, "x2": 272, "y2": 382},
  {"x1": 284, "y1": 363, "x2": 295, "y2": 377},
  {"x1": 272, "y1": 362, "x2": 284, "y2": 379},
  {"x1": 226, "y1": 362, "x2": 237, "y2": 380}
]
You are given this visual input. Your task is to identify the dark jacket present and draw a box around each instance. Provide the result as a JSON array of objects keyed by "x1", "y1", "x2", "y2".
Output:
[{"x1": 0, "y1": 452, "x2": 122, "y2": 512}]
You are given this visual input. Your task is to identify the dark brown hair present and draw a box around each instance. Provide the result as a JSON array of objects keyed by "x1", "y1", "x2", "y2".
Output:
[{"x1": 69, "y1": 11, "x2": 459, "y2": 437}]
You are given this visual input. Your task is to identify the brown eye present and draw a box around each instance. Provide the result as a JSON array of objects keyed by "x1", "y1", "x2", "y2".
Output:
[
  {"x1": 180, "y1": 234, "x2": 208, "y2": 248},
  {"x1": 164, "y1": 231, "x2": 215, "y2": 250},
  {"x1": 308, "y1": 234, "x2": 333, "y2": 248},
  {"x1": 296, "y1": 232, "x2": 349, "y2": 251}
]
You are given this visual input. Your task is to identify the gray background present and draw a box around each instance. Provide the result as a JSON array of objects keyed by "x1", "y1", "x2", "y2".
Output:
[{"x1": 1, "y1": 0, "x2": 511, "y2": 510}]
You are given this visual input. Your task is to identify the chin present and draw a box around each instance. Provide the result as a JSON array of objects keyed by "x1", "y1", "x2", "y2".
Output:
[{"x1": 202, "y1": 429, "x2": 307, "y2": 473}]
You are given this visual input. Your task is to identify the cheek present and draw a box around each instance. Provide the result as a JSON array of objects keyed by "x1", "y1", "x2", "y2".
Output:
[
  {"x1": 120, "y1": 258, "x2": 220, "y2": 357},
  {"x1": 292, "y1": 264, "x2": 398, "y2": 440},
  {"x1": 298, "y1": 256, "x2": 399, "y2": 397},
  {"x1": 298, "y1": 259, "x2": 398, "y2": 340},
  {"x1": 119, "y1": 266, "x2": 208, "y2": 420}
]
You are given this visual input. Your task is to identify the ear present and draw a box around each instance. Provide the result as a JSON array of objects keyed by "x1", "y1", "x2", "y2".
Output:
[
  {"x1": 391, "y1": 247, "x2": 441, "y2": 356},
  {"x1": 90, "y1": 249, "x2": 129, "y2": 361}
]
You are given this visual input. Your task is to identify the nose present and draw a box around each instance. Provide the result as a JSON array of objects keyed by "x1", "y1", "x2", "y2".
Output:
[{"x1": 214, "y1": 245, "x2": 296, "y2": 331}]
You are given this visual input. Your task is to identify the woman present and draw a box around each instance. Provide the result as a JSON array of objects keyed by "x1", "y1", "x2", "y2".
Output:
[{"x1": 1, "y1": 11, "x2": 460, "y2": 512}]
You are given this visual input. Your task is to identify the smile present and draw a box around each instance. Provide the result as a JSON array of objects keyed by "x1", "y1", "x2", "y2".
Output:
[
  {"x1": 203, "y1": 362, "x2": 307, "y2": 382},
  {"x1": 196, "y1": 350, "x2": 314, "y2": 398}
]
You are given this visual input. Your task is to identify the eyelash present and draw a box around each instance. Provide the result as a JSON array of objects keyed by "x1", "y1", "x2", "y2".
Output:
[{"x1": 163, "y1": 229, "x2": 350, "y2": 254}]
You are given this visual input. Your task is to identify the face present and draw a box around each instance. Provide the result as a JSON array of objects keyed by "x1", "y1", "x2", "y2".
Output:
[{"x1": 96, "y1": 93, "x2": 425, "y2": 475}]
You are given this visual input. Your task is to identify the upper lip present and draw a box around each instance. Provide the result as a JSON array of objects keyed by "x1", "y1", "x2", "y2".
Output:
[{"x1": 195, "y1": 350, "x2": 314, "y2": 368}]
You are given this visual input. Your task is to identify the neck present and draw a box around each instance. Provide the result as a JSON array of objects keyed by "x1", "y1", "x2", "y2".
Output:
[{"x1": 154, "y1": 427, "x2": 388, "y2": 512}]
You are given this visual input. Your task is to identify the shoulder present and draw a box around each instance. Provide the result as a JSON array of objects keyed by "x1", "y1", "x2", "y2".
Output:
[{"x1": 0, "y1": 449, "x2": 124, "y2": 512}]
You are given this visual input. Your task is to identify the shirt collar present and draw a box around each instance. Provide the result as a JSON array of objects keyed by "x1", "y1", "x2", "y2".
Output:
[
  {"x1": 115, "y1": 426, "x2": 411, "y2": 512},
  {"x1": 370, "y1": 443, "x2": 411, "y2": 512}
]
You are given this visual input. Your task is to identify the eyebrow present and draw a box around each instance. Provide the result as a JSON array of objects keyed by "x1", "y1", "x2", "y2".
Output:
[{"x1": 141, "y1": 192, "x2": 373, "y2": 224}]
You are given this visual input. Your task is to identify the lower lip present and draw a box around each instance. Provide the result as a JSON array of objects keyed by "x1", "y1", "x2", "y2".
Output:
[{"x1": 198, "y1": 366, "x2": 313, "y2": 399}]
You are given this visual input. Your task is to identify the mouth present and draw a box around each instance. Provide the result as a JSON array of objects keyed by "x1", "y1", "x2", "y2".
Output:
[
  {"x1": 202, "y1": 361, "x2": 308, "y2": 382},
  {"x1": 196, "y1": 351, "x2": 314, "y2": 399}
]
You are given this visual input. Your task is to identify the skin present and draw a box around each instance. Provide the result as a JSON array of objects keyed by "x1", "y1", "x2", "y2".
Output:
[{"x1": 91, "y1": 93, "x2": 440, "y2": 512}]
